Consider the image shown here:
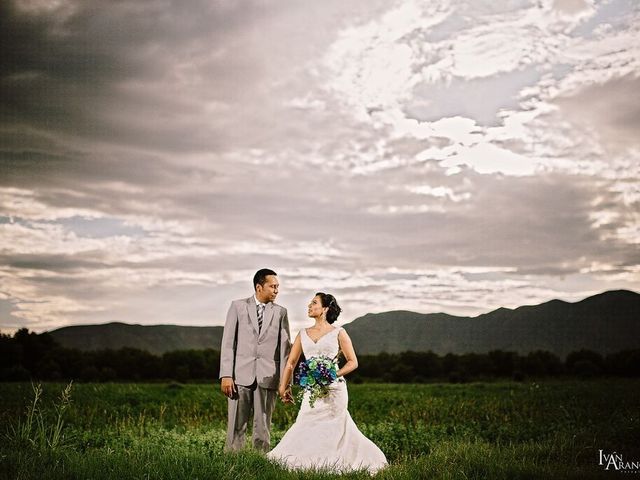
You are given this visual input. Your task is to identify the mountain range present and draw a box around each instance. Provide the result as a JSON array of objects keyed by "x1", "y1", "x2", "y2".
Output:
[{"x1": 47, "y1": 289, "x2": 640, "y2": 358}]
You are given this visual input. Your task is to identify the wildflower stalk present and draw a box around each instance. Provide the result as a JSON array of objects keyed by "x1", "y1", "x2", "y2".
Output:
[
  {"x1": 5, "y1": 380, "x2": 74, "y2": 451},
  {"x1": 49, "y1": 380, "x2": 73, "y2": 449}
]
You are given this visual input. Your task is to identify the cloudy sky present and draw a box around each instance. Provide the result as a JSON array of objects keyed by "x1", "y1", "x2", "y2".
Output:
[{"x1": 1, "y1": 0, "x2": 639, "y2": 335}]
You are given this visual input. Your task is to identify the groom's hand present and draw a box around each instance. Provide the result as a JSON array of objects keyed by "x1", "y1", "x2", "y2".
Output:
[{"x1": 221, "y1": 377, "x2": 236, "y2": 398}]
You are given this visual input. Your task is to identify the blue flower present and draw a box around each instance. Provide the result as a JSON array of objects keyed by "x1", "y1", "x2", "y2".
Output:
[{"x1": 293, "y1": 355, "x2": 340, "y2": 407}]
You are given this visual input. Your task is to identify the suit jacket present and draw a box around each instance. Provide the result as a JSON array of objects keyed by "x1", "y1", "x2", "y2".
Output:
[{"x1": 219, "y1": 296, "x2": 291, "y2": 389}]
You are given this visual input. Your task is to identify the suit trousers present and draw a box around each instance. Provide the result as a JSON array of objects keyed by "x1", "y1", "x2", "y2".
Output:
[{"x1": 225, "y1": 381, "x2": 277, "y2": 452}]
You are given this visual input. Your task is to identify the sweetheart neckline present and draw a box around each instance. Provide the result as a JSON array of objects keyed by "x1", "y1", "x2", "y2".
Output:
[{"x1": 303, "y1": 327, "x2": 339, "y2": 344}]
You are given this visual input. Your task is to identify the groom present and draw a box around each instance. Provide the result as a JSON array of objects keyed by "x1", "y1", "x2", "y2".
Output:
[{"x1": 219, "y1": 268, "x2": 291, "y2": 452}]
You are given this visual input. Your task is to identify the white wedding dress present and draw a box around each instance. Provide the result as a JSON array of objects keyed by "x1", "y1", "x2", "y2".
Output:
[{"x1": 267, "y1": 327, "x2": 388, "y2": 474}]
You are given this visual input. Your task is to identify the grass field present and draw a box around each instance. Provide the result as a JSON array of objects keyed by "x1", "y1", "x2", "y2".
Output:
[{"x1": 1, "y1": 379, "x2": 639, "y2": 479}]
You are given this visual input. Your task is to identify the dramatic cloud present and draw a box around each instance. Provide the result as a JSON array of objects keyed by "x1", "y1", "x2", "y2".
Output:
[{"x1": 0, "y1": 0, "x2": 638, "y2": 334}]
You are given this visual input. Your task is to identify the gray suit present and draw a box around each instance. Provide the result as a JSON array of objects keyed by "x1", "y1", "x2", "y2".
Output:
[{"x1": 219, "y1": 296, "x2": 291, "y2": 452}]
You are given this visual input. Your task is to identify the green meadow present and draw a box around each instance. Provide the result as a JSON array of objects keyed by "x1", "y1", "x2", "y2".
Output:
[{"x1": 1, "y1": 379, "x2": 638, "y2": 479}]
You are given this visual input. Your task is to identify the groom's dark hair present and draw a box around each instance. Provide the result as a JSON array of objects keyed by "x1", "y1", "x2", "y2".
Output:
[{"x1": 253, "y1": 268, "x2": 277, "y2": 290}]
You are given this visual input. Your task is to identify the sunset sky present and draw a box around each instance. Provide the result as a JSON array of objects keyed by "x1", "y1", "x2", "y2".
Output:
[{"x1": 1, "y1": 0, "x2": 639, "y2": 335}]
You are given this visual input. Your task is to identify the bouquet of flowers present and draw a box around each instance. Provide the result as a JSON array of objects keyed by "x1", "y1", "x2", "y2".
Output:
[{"x1": 294, "y1": 355, "x2": 339, "y2": 407}]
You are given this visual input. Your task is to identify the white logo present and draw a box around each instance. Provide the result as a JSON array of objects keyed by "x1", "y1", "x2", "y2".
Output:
[{"x1": 598, "y1": 450, "x2": 640, "y2": 472}]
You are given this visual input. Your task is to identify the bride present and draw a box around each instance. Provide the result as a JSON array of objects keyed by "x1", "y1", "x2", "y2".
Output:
[{"x1": 266, "y1": 292, "x2": 388, "y2": 474}]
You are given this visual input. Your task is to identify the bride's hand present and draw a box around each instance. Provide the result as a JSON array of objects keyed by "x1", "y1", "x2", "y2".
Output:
[{"x1": 278, "y1": 386, "x2": 293, "y2": 404}]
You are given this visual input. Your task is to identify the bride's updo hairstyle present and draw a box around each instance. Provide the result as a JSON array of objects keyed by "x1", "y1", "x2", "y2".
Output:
[{"x1": 316, "y1": 292, "x2": 342, "y2": 324}]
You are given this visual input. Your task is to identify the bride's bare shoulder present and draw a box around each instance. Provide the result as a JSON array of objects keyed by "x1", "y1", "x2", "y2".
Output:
[{"x1": 337, "y1": 327, "x2": 351, "y2": 340}]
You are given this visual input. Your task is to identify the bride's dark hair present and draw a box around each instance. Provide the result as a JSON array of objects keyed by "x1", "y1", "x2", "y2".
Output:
[{"x1": 315, "y1": 292, "x2": 342, "y2": 324}]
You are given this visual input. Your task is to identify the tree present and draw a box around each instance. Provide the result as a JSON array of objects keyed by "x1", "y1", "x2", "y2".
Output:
[
  {"x1": 565, "y1": 349, "x2": 604, "y2": 376},
  {"x1": 522, "y1": 350, "x2": 563, "y2": 376},
  {"x1": 488, "y1": 350, "x2": 518, "y2": 377}
]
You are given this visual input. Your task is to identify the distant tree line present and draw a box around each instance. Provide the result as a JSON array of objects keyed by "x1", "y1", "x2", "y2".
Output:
[
  {"x1": 349, "y1": 349, "x2": 640, "y2": 383},
  {"x1": 1, "y1": 329, "x2": 219, "y2": 383},
  {"x1": 2, "y1": 328, "x2": 639, "y2": 383}
]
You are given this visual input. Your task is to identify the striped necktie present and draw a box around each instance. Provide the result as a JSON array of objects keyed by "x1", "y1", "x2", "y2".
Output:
[{"x1": 257, "y1": 303, "x2": 265, "y2": 332}]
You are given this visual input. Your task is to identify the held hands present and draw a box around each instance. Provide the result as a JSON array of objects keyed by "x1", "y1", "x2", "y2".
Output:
[
  {"x1": 220, "y1": 377, "x2": 237, "y2": 399},
  {"x1": 222, "y1": 378, "x2": 292, "y2": 403},
  {"x1": 278, "y1": 385, "x2": 294, "y2": 404}
]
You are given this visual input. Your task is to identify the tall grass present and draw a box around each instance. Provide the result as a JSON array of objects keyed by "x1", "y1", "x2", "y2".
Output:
[{"x1": 5, "y1": 380, "x2": 73, "y2": 451}]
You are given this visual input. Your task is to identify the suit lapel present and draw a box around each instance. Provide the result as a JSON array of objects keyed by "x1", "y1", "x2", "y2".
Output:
[
  {"x1": 259, "y1": 303, "x2": 276, "y2": 340},
  {"x1": 246, "y1": 297, "x2": 260, "y2": 335}
]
